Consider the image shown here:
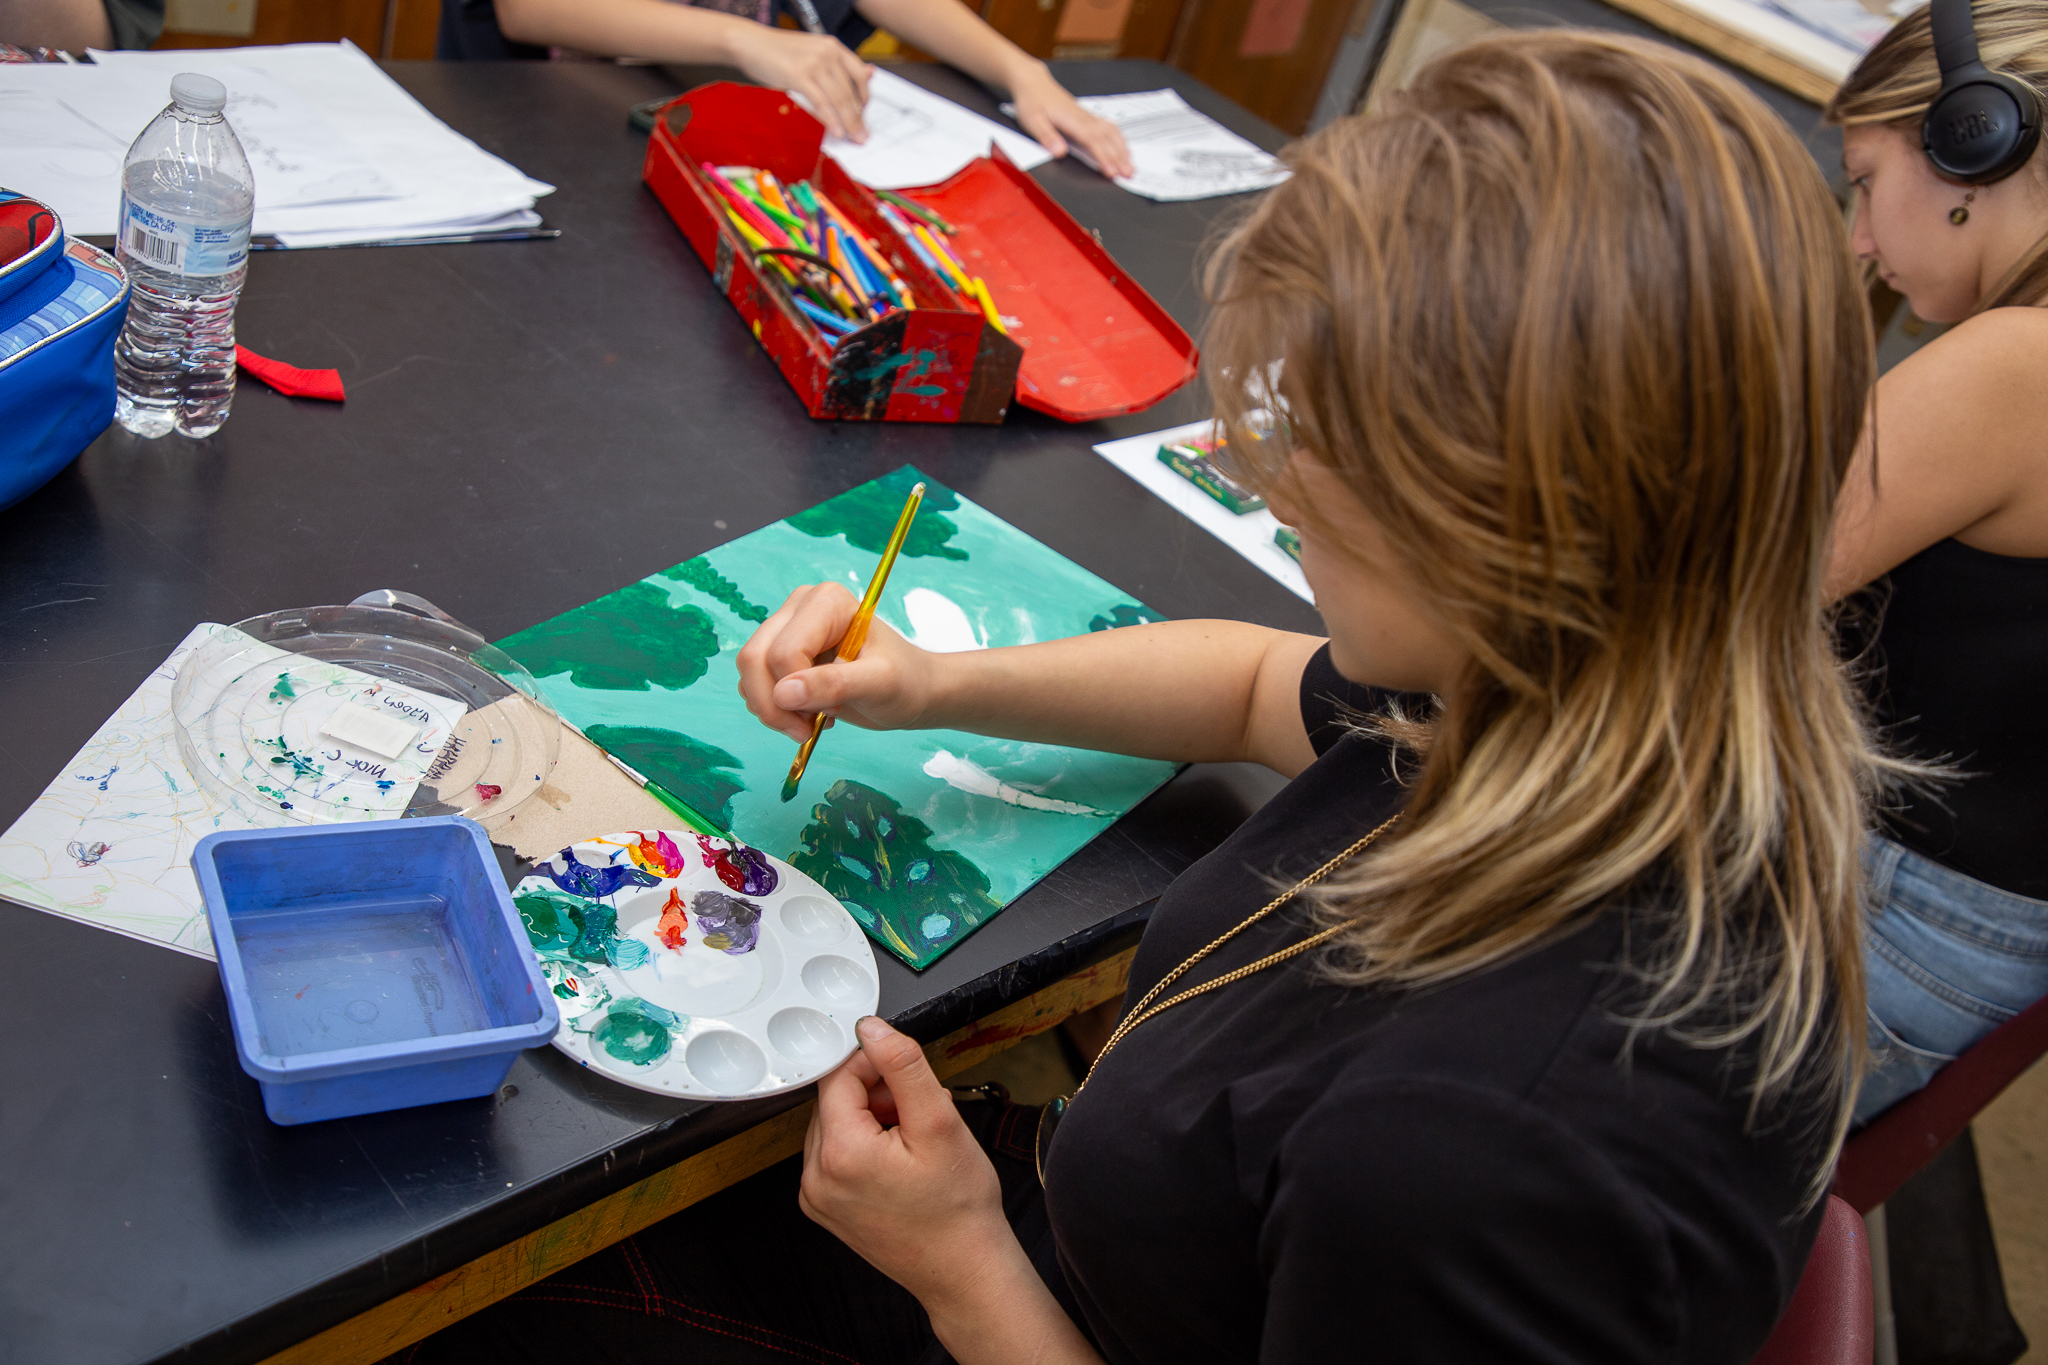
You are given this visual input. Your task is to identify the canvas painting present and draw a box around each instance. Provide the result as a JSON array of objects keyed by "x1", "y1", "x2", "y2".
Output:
[{"x1": 498, "y1": 466, "x2": 1180, "y2": 970}]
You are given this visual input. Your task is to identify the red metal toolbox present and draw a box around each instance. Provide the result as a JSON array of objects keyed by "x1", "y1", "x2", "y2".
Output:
[{"x1": 642, "y1": 82, "x2": 1198, "y2": 425}]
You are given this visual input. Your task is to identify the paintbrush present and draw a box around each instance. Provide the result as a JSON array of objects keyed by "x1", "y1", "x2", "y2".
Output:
[{"x1": 781, "y1": 481, "x2": 925, "y2": 803}]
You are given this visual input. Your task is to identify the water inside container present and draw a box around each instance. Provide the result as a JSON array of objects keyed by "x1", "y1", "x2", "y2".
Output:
[{"x1": 233, "y1": 897, "x2": 491, "y2": 1057}]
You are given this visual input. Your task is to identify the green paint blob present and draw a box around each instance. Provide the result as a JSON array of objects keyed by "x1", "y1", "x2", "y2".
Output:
[
  {"x1": 785, "y1": 466, "x2": 967, "y2": 561},
  {"x1": 500, "y1": 581, "x2": 721, "y2": 692},
  {"x1": 593, "y1": 1007, "x2": 671, "y2": 1065},
  {"x1": 514, "y1": 889, "x2": 588, "y2": 956},
  {"x1": 792, "y1": 780, "x2": 999, "y2": 963},
  {"x1": 662, "y1": 556, "x2": 769, "y2": 623},
  {"x1": 269, "y1": 672, "x2": 297, "y2": 702},
  {"x1": 515, "y1": 888, "x2": 648, "y2": 967},
  {"x1": 583, "y1": 723, "x2": 744, "y2": 830}
]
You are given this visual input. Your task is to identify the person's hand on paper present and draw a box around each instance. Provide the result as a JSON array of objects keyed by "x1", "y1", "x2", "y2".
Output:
[
  {"x1": 1009, "y1": 65, "x2": 1132, "y2": 179},
  {"x1": 730, "y1": 25, "x2": 875, "y2": 141},
  {"x1": 737, "y1": 582, "x2": 940, "y2": 739}
]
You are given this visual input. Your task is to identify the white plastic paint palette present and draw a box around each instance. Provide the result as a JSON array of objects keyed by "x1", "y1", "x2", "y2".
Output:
[{"x1": 514, "y1": 831, "x2": 880, "y2": 1100}]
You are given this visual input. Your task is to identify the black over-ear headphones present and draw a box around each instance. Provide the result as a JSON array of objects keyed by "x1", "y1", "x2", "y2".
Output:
[{"x1": 1922, "y1": 0, "x2": 2042, "y2": 183}]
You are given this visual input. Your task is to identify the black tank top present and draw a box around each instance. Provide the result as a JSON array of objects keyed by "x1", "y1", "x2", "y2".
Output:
[{"x1": 1862, "y1": 538, "x2": 2048, "y2": 897}]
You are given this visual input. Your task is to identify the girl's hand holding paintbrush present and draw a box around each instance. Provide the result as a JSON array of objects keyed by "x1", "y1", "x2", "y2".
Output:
[{"x1": 737, "y1": 581, "x2": 942, "y2": 740}]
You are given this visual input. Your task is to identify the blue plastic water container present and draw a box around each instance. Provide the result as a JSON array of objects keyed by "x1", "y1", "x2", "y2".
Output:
[{"x1": 193, "y1": 816, "x2": 559, "y2": 1125}]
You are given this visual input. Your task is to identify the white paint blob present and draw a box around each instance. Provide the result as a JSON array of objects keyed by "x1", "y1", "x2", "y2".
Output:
[{"x1": 900, "y1": 588, "x2": 985, "y2": 653}]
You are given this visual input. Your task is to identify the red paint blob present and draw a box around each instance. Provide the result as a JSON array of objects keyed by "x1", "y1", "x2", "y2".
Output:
[
  {"x1": 656, "y1": 886, "x2": 689, "y2": 951},
  {"x1": 475, "y1": 783, "x2": 503, "y2": 802}
]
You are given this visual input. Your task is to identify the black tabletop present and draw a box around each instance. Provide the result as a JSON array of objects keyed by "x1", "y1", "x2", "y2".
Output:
[{"x1": 0, "y1": 58, "x2": 1315, "y2": 1365}]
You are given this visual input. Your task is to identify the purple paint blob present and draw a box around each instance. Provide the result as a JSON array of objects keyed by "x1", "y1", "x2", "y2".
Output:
[
  {"x1": 695, "y1": 836, "x2": 779, "y2": 896},
  {"x1": 691, "y1": 890, "x2": 762, "y2": 955}
]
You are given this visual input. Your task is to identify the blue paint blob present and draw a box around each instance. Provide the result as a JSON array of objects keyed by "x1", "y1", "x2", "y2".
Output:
[{"x1": 919, "y1": 913, "x2": 953, "y2": 941}]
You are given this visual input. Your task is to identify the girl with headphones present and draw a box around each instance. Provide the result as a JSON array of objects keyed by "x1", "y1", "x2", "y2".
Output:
[{"x1": 1824, "y1": 0, "x2": 2048, "y2": 1122}]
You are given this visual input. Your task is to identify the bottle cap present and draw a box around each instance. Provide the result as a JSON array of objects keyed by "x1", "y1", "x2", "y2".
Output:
[{"x1": 169, "y1": 73, "x2": 228, "y2": 114}]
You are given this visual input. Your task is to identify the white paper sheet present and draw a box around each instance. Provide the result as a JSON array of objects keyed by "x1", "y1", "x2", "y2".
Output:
[
  {"x1": 1093, "y1": 422, "x2": 1313, "y2": 604},
  {"x1": 817, "y1": 68, "x2": 1050, "y2": 190},
  {"x1": 0, "y1": 42, "x2": 551, "y2": 243},
  {"x1": 0, "y1": 623, "x2": 464, "y2": 960},
  {"x1": 1064, "y1": 90, "x2": 1290, "y2": 202}
]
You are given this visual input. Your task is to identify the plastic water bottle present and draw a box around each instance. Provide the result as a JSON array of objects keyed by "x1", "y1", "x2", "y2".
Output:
[{"x1": 114, "y1": 73, "x2": 254, "y2": 440}]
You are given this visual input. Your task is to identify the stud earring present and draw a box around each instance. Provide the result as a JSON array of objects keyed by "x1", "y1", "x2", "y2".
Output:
[{"x1": 1951, "y1": 189, "x2": 1978, "y2": 225}]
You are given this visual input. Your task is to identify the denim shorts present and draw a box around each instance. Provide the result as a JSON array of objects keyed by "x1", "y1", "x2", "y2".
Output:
[{"x1": 1857, "y1": 835, "x2": 2048, "y2": 1123}]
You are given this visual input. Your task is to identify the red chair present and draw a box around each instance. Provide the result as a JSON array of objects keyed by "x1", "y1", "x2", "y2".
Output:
[
  {"x1": 1744, "y1": 991, "x2": 2048, "y2": 1363},
  {"x1": 1750, "y1": 1195, "x2": 1874, "y2": 1365},
  {"x1": 1834, "y1": 991, "x2": 2048, "y2": 1215}
]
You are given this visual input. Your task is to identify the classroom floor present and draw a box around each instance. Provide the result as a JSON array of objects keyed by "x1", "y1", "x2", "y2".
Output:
[
  {"x1": 957, "y1": 1032, "x2": 2048, "y2": 1358},
  {"x1": 1977, "y1": 1056, "x2": 2048, "y2": 1358}
]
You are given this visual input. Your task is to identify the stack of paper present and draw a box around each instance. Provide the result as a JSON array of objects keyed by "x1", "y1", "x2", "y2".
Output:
[{"x1": 0, "y1": 40, "x2": 552, "y2": 247}]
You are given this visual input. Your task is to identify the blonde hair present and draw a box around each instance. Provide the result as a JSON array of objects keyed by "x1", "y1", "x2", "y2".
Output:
[
  {"x1": 1208, "y1": 32, "x2": 1881, "y2": 1172},
  {"x1": 1825, "y1": 0, "x2": 2048, "y2": 310}
]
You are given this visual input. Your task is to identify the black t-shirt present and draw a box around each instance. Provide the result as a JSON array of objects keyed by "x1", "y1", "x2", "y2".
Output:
[{"x1": 1039, "y1": 647, "x2": 1831, "y2": 1364}]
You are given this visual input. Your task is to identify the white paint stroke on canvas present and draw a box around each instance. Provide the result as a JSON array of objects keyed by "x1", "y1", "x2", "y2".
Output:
[{"x1": 921, "y1": 749, "x2": 1110, "y2": 817}]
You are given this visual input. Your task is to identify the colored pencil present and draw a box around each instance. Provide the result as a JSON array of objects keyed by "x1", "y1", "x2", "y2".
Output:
[
  {"x1": 781, "y1": 483, "x2": 925, "y2": 803},
  {"x1": 875, "y1": 187, "x2": 955, "y2": 235},
  {"x1": 701, "y1": 163, "x2": 792, "y2": 248},
  {"x1": 883, "y1": 204, "x2": 947, "y2": 276},
  {"x1": 969, "y1": 276, "x2": 1007, "y2": 334},
  {"x1": 795, "y1": 296, "x2": 855, "y2": 338},
  {"x1": 912, "y1": 222, "x2": 970, "y2": 296},
  {"x1": 826, "y1": 227, "x2": 874, "y2": 313}
]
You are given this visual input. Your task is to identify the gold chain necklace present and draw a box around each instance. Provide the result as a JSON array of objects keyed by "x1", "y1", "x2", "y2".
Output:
[{"x1": 1035, "y1": 813, "x2": 1400, "y2": 1179}]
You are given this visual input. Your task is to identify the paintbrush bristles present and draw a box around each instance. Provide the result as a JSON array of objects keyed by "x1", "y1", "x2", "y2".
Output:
[
  {"x1": 778, "y1": 482, "x2": 926, "y2": 803},
  {"x1": 781, "y1": 712, "x2": 826, "y2": 803}
]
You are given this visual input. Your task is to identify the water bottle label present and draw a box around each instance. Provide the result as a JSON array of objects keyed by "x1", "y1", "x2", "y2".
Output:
[{"x1": 119, "y1": 198, "x2": 249, "y2": 277}]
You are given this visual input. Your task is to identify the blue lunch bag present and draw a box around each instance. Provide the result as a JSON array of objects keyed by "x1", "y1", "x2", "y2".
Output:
[{"x1": 1, "y1": 188, "x2": 131, "y2": 510}]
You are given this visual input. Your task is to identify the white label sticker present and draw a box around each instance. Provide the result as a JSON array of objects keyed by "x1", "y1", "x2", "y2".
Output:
[{"x1": 118, "y1": 196, "x2": 249, "y2": 277}]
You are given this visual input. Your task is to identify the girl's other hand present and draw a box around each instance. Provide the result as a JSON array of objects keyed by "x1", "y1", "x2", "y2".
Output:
[
  {"x1": 730, "y1": 26, "x2": 874, "y2": 140},
  {"x1": 1009, "y1": 66, "x2": 1133, "y2": 179},
  {"x1": 736, "y1": 582, "x2": 940, "y2": 741},
  {"x1": 799, "y1": 1017, "x2": 1014, "y2": 1304}
]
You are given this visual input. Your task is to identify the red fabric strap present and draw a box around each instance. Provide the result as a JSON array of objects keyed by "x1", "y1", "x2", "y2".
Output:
[{"x1": 235, "y1": 345, "x2": 345, "y2": 402}]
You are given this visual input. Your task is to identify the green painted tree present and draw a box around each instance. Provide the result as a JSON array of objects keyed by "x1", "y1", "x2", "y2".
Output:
[
  {"x1": 499, "y1": 581, "x2": 721, "y2": 691},
  {"x1": 584, "y1": 723, "x2": 746, "y2": 830},
  {"x1": 791, "y1": 779, "x2": 1001, "y2": 965},
  {"x1": 785, "y1": 467, "x2": 969, "y2": 561},
  {"x1": 661, "y1": 555, "x2": 770, "y2": 623}
]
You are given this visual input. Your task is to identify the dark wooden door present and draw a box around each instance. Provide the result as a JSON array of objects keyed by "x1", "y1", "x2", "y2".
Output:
[{"x1": 1167, "y1": 0, "x2": 1354, "y2": 132}]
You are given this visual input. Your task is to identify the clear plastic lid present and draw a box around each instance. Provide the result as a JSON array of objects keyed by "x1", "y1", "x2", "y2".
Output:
[{"x1": 171, "y1": 592, "x2": 561, "y2": 827}]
